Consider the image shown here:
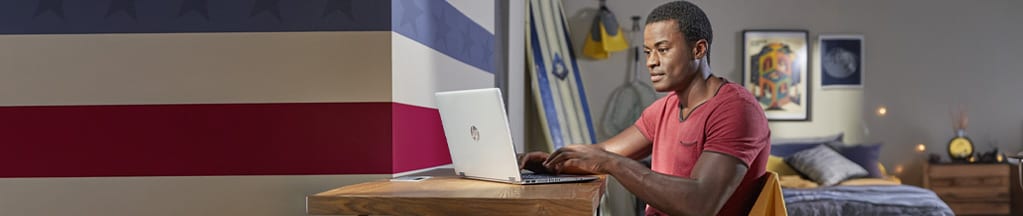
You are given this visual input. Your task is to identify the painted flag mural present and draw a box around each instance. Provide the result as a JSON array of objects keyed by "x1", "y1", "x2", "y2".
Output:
[
  {"x1": 0, "y1": 1, "x2": 495, "y2": 215},
  {"x1": 0, "y1": 0, "x2": 494, "y2": 177}
]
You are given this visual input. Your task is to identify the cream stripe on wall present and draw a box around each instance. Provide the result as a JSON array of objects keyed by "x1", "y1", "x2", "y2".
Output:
[
  {"x1": 0, "y1": 31, "x2": 392, "y2": 106},
  {"x1": 0, "y1": 174, "x2": 387, "y2": 216},
  {"x1": 391, "y1": 32, "x2": 494, "y2": 109}
]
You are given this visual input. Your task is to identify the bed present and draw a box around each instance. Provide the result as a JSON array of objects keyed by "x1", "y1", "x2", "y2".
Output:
[
  {"x1": 783, "y1": 185, "x2": 952, "y2": 215},
  {"x1": 770, "y1": 133, "x2": 954, "y2": 216}
]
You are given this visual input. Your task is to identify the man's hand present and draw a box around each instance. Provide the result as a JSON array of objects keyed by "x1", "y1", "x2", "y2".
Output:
[
  {"x1": 518, "y1": 151, "x2": 552, "y2": 174},
  {"x1": 544, "y1": 144, "x2": 623, "y2": 174}
]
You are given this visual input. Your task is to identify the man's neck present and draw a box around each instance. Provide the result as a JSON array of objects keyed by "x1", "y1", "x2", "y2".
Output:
[{"x1": 676, "y1": 71, "x2": 716, "y2": 109}]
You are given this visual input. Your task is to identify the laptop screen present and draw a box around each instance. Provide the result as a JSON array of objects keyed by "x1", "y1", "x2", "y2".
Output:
[{"x1": 435, "y1": 88, "x2": 523, "y2": 182}]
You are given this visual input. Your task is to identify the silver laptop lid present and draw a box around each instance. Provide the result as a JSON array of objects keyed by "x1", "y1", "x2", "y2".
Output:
[{"x1": 434, "y1": 88, "x2": 523, "y2": 183}]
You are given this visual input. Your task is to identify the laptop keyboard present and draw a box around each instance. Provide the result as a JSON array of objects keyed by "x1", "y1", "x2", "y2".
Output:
[
  {"x1": 519, "y1": 173, "x2": 597, "y2": 184},
  {"x1": 521, "y1": 173, "x2": 561, "y2": 180}
]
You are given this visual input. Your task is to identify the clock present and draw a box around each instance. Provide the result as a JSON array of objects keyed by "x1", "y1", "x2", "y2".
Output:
[{"x1": 947, "y1": 136, "x2": 974, "y2": 161}]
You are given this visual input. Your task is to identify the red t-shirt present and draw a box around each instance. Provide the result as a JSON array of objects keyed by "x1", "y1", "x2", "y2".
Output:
[{"x1": 634, "y1": 82, "x2": 770, "y2": 216}]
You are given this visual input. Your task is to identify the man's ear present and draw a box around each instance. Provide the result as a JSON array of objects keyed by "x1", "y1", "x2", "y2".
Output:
[{"x1": 692, "y1": 39, "x2": 708, "y2": 60}]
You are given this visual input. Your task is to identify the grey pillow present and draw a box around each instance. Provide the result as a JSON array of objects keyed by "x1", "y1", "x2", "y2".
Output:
[{"x1": 786, "y1": 144, "x2": 868, "y2": 186}]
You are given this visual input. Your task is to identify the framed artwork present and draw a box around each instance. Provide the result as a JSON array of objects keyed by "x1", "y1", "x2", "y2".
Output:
[
  {"x1": 819, "y1": 34, "x2": 864, "y2": 88},
  {"x1": 742, "y1": 30, "x2": 810, "y2": 121}
]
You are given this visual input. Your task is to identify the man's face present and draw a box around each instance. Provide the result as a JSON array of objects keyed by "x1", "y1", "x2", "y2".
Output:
[{"x1": 643, "y1": 20, "x2": 696, "y2": 92}]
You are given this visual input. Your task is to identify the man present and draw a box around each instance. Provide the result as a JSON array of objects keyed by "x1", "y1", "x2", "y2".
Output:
[{"x1": 519, "y1": 1, "x2": 770, "y2": 215}]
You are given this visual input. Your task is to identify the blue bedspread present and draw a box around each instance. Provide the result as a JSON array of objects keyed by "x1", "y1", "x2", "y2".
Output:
[{"x1": 783, "y1": 185, "x2": 953, "y2": 216}]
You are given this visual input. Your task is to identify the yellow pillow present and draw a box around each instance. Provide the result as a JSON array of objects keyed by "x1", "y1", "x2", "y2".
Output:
[
  {"x1": 767, "y1": 155, "x2": 799, "y2": 176},
  {"x1": 779, "y1": 175, "x2": 819, "y2": 188},
  {"x1": 876, "y1": 163, "x2": 902, "y2": 183},
  {"x1": 838, "y1": 177, "x2": 901, "y2": 186}
]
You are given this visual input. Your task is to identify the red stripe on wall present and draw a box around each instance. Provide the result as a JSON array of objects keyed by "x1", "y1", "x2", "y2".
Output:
[
  {"x1": 391, "y1": 103, "x2": 451, "y2": 173},
  {"x1": 0, "y1": 103, "x2": 395, "y2": 177}
]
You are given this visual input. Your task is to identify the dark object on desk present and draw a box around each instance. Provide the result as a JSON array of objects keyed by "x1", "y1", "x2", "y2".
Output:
[
  {"x1": 928, "y1": 153, "x2": 943, "y2": 163},
  {"x1": 391, "y1": 176, "x2": 431, "y2": 182},
  {"x1": 976, "y1": 148, "x2": 1004, "y2": 163}
]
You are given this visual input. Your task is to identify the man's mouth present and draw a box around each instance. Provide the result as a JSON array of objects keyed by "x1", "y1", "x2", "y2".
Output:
[{"x1": 650, "y1": 72, "x2": 666, "y2": 82}]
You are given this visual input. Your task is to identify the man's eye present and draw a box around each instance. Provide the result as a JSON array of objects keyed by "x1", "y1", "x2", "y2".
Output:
[
  {"x1": 643, "y1": 50, "x2": 651, "y2": 55},
  {"x1": 657, "y1": 48, "x2": 668, "y2": 53}
]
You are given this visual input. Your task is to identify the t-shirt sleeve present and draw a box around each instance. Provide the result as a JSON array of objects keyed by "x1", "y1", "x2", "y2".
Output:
[
  {"x1": 633, "y1": 97, "x2": 667, "y2": 141},
  {"x1": 703, "y1": 94, "x2": 770, "y2": 167}
]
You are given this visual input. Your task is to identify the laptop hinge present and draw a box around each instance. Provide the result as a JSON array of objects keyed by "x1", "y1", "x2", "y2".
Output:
[{"x1": 458, "y1": 172, "x2": 466, "y2": 177}]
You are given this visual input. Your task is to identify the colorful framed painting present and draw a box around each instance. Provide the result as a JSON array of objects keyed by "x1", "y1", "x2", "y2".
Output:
[
  {"x1": 742, "y1": 30, "x2": 810, "y2": 121},
  {"x1": 819, "y1": 34, "x2": 864, "y2": 88}
]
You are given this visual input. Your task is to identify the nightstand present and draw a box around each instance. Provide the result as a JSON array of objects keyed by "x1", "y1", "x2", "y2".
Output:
[
  {"x1": 1012, "y1": 163, "x2": 1022, "y2": 215},
  {"x1": 924, "y1": 163, "x2": 1011, "y2": 215}
]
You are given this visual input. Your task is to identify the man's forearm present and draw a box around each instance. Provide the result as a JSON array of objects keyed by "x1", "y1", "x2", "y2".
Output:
[
  {"x1": 607, "y1": 157, "x2": 709, "y2": 216},
  {"x1": 594, "y1": 126, "x2": 653, "y2": 160}
]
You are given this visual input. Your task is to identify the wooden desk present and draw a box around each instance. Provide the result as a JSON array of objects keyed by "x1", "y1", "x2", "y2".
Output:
[{"x1": 307, "y1": 170, "x2": 605, "y2": 216}]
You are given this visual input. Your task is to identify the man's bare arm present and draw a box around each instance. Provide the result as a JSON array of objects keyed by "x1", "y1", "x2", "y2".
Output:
[
  {"x1": 594, "y1": 126, "x2": 653, "y2": 160},
  {"x1": 606, "y1": 151, "x2": 747, "y2": 215},
  {"x1": 520, "y1": 126, "x2": 651, "y2": 174},
  {"x1": 542, "y1": 128, "x2": 748, "y2": 215}
]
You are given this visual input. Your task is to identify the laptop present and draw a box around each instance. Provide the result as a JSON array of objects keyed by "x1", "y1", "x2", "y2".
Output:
[{"x1": 434, "y1": 88, "x2": 598, "y2": 184}]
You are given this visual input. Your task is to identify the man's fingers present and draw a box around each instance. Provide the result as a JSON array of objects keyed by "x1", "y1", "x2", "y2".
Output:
[
  {"x1": 518, "y1": 154, "x2": 528, "y2": 169},
  {"x1": 519, "y1": 152, "x2": 537, "y2": 168},
  {"x1": 549, "y1": 157, "x2": 571, "y2": 175},
  {"x1": 544, "y1": 146, "x2": 577, "y2": 165},
  {"x1": 518, "y1": 152, "x2": 553, "y2": 173},
  {"x1": 543, "y1": 151, "x2": 560, "y2": 167},
  {"x1": 544, "y1": 150, "x2": 573, "y2": 169},
  {"x1": 545, "y1": 148, "x2": 563, "y2": 161},
  {"x1": 562, "y1": 158, "x2": 576, "y2": 168},
  {"x1": 543, "y1": 150, "x2": 560, "y2": 166}
]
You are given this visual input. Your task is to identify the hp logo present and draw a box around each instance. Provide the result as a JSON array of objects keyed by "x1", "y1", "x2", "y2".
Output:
[{"x1": 470, "y1": 125, "x2": 480, "y2": 142}]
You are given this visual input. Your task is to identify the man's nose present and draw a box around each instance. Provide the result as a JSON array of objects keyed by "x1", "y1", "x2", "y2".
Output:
[{"x1": 646, "y1": 53, "x2": 659, "y2": 69}]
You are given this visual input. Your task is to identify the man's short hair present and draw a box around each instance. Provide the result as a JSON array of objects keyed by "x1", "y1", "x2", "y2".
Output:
[{"x1": 645, "y1": 1, "x2": 713, "y2": 62}]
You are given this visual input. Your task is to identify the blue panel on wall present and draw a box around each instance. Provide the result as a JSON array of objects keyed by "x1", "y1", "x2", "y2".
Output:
[
  {"x1": 0, "y1": 0, "x2": 391, "y2": 34},
  {"x1": 391, "y1": 0, "x2": 494, "y2": 73}
]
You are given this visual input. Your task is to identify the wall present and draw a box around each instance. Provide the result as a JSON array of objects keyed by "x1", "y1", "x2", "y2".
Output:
[
  {"x1": 0, "y1": 1, "x2": 494, "y2": 215},
  {"x1": 390, "y1": 0, "x2": 496, "y2": 173},
  {"x1": 562, "y1": 0, "x2": 1023, "y2": 186},
  {"x1": 507, "y1": 0, "x2": 527, "y2": 153}
]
